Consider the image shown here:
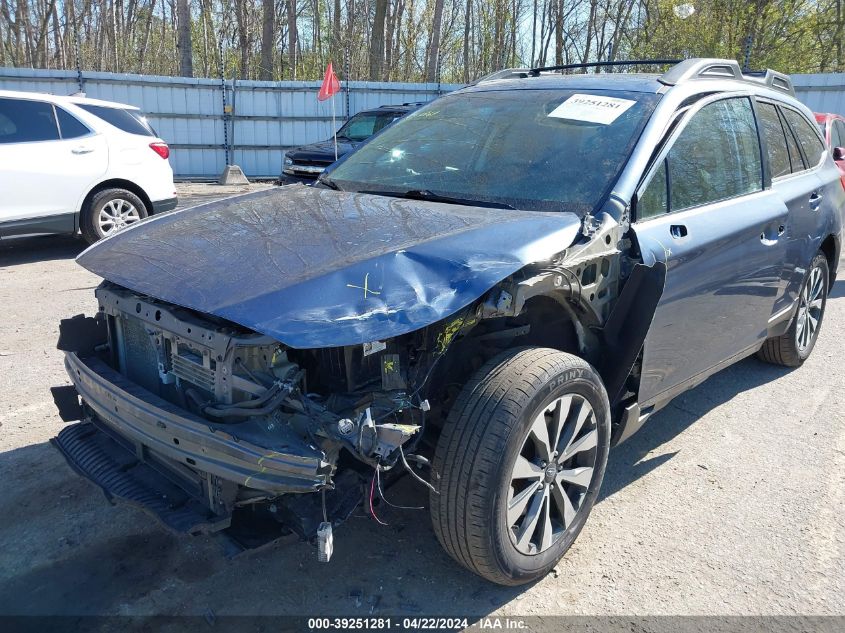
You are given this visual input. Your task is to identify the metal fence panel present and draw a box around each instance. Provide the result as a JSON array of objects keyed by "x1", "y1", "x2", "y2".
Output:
[
  {"x1": 0, "y1": 67, "x2": 461, "y2": 179},
  {"x1": 3, "y1": 67, "x2": 842, "y2": 179},
  {"x1": 793, "y1": 73, "x2": 845, "y2": 118}
]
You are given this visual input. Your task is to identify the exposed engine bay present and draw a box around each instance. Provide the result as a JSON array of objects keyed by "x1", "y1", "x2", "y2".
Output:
[
  {"x1": 61, "y1": 283, "x2": 449, "y2": 548},
  {"x1": 98, "y1": 282, "x2": 433, "y2": 465}
]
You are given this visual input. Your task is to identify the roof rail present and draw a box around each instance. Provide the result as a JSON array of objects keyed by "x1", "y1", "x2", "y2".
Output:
[
  {"x1": 528, "y1": 59, "x2": 682, "y2": 75},
  {"x1": 659, "y1": 58, "x2": 795, "y2": 96},
  {"x1": 471, "y1": 68, "x2": 531, "y2": 85},
  {"x1": 375, "y1": 102, "x2": 426, "y2": 108},
  {"x1": 473, "y1": 58, "x2": 796, "y2": 97},
  {"x1": 752, "y1": 69, "x2": 795, "y2": 96}
]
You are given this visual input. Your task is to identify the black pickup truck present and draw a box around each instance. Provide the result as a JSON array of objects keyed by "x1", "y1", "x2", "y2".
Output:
[{"x1": 279, "y1": 102, "x2": 422, "y2": 183}]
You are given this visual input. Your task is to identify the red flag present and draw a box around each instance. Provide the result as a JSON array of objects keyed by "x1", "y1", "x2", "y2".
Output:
[{"x1": 318, "y1": 62, "x2": 341, "y2": 101}]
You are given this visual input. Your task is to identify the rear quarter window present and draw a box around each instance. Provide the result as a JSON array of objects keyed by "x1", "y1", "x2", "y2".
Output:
[
  {"x1": 782, "y1": 107, "x2": 825, "y2": 168},
  {"x1": 77, "y1": 104, "x2": 156, "y2": 137},
  {"x1": 832, "y1": 120, "x2": 845, "y2": 148},
  {"x1": 55, "y1": 106, "x2": 91, "y2": 139}
]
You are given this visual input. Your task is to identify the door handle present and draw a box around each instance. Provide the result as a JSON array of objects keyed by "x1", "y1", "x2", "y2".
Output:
[
  {"x1": 71, "y1": 146, "x2": 93, "y2": 155},
  {"x1": 809, "y1": 192, "x2": 823, "y2": 210},
  {"x1": 669, "y1": 224, "x2": 688, "y2": 239}
]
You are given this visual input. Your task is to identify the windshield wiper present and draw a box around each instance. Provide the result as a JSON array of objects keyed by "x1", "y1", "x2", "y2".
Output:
[
  {"x1": 397, "y1": 189, "x2": 515, "y2": 210},
  {"x1": 316, "y1": 175, "x2": 343, "y2": 191}
]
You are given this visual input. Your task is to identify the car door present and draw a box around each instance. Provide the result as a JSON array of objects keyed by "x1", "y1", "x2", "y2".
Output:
[
  {"x1": 756, "y1": 100, "x2": 827, "y2": 318},
  {"x1": 0, "y1": 97, "x2": 107, "y2": 227},
  {"x1": 631, "y1": 95, "x2": 789, "y2": 406}
]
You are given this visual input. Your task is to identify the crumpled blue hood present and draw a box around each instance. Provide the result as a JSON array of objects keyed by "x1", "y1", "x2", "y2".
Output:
[{"x1": 77, "y1": 186, "x2": 582, "y2": 348}]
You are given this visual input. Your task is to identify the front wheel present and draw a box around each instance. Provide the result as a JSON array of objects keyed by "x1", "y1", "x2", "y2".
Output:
[
  {"x1": 758, "y1": 252, "x2": 828, "y2": 367},
  {"x1": 430, "y1": 347, "x2": 610, "y2": 585}
]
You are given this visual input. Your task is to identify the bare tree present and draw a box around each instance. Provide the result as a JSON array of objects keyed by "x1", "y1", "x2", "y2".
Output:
[
  {"x1": 287, "y1": 0, "x2": 298, "y2": 78},
  {"x1": 426, "y1": 0, "x2": 444, "y2": 81},
  {"x1": 176, "y1": 0, "x2": 193, "y2": 76},
  {"x1": 259, "y1": 0, "x2": 275, "y2": 79},
  {"x1": 2, "y1": 0, "x2": 841, "y2": 83},
  {"x1": 331, "y1": 0, "x2": 341, "y2": 62},
  {"x1": 369, "y1": 0, "x2": 387, "y2": 80}
]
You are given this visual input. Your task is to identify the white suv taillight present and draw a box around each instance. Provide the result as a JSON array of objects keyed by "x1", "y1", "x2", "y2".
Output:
[{"x1": 149, "y1": 142, "x2": 170, "y2": 159}]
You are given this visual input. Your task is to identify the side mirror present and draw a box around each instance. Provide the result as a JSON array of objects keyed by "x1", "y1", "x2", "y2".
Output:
[{"x1": 834, "y1": 146, "x2": 845, "y2": 161}]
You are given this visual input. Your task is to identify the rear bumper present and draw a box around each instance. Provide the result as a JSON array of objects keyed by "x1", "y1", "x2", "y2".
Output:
[
  {"x1": 151, "y1": 196, "x2": 178, "y2": 214},
  {"x1": 61, "y1": 352, "x2": 332, "y2": 496}
]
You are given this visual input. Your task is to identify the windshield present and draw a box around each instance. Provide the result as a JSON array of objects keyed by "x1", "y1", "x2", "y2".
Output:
[
  {"x1": 336, "y1": 111, "x2": 403, "y2": 141},
  {"x1": 328, "y1": 89, "x2": 660, "y2": 213}
]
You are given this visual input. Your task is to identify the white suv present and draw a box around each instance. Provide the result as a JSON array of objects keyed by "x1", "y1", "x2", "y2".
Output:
[{"x1": 0, "y1": 90, "x2": 177, "y2": 243}]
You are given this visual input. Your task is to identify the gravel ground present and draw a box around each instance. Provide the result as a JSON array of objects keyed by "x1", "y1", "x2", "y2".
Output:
[{"x1": 0, "y1": 184, "x2": 843, "y2": 622}]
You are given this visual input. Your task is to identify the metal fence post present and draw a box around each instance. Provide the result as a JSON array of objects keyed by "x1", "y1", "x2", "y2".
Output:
[
  {"x1": 218, "y1": 36, "x2": 230, "y2": 167},
  {"x1": 742, "y1": 35, "x2": 754, "y2": 73},
  {"x1": 73, "y1": 24, "x2": 85, "y2": 94},
  {"x1": 436, "y1": 51, "x2": 442, "y2": 97},
  {"x1": 231, "y1": 75, "x2": 237, "y2": 166},
  {"x1": 344, "y1": 46, "x2": 351, "y2": 121}
]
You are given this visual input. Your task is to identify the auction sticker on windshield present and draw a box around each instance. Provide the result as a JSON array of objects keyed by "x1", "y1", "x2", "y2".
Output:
[{"x1": 548, "y1": 93, "x2": 637, "y2": 124}]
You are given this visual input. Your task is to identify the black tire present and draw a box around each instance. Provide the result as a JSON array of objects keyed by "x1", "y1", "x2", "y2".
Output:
[
  {"x1": 757, "y1": 252, "x2": 829, "y2": 367},
  {"x1": 430, "y1": 347, "x2": 611, "y2": 585},
  {"x1": 81, "y1": 188, "x2": 148, "y2": 243}
]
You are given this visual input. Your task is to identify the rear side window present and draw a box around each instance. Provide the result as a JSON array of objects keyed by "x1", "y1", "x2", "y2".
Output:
[
  {"x1": 337, "y1": 112, "x2": 402, "y2": 142},
  {"x1": 666, "y1": 97, "x2": 763, "y2": 211},
  {"x1": 77, "y1": 104, "x2": 155, "y2": 137},
  {"x1": 757, "y1": 102, "x2": 791, "y2": 179},
  {"x1": 783, "y1": 118, "x2": 806, "y2": 172},
  {"x1": 832, "y1": 120, "x2": 845, "y2": 149},
  {"x1": 0, "y1": 97, "x2": 60, "y2": 143},
  {"x1": 782, "y1": 108, "x2": 825, "y2": 168},
  {"x1": 55, "y1": 107, "x2": 90, "y2": 139}
]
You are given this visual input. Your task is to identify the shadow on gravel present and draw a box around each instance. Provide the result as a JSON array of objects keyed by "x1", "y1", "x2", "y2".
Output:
[
  {"x1": 0, "y1": 235, "x2": 86, "y2": 266},
  {"x1": 0, "y1": 438, "x2": 526, "y2": 618},
  {"x1": 601, "y1": 356, "x2": 795, "y2": 501}
]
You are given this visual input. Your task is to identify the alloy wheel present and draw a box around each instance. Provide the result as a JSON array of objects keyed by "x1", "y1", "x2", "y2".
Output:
[
  {"x1": 507, "y1": 394, "x2": 598, "y2": 555},
  {"x1": 795, "y1": 264, "x2": 824, "y2": 352},
  {"x1": 98, "y1": 198, "x2": 141, "y2": 235}
]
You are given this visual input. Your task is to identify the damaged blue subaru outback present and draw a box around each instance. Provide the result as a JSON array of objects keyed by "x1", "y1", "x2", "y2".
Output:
[{"x1": 54, "y1": 59, "x2": 843, "y2": 585}]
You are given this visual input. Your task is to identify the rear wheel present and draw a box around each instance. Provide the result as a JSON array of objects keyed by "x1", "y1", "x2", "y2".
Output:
[
  {"x1": 758, "y1": 253, "x2": 828, "y2": 367},
  {"x1": 81, "y1": 188, "x2": 148, "y2": 243},
  {"x1": 430, "y1": 347, "x2": 610, "y2": 585}
]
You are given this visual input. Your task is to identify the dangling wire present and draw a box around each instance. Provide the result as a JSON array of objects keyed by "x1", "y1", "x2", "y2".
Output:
[
  {"x1": 376, "y1": 465, "x2": 423, "y2": 510},
  {"x1": 400, "y1": 446, "x2": 438, "y2": 494},
  {"x1": 368, "y1": 470, "x2": 388, "y2": 526}
]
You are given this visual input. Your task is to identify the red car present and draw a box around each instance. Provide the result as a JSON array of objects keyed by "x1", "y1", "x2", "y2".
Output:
[{"x1": 815, "y1": 112, "x2": 845, "y2": 188}]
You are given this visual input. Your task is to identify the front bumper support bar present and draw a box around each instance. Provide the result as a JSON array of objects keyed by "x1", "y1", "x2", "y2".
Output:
[{"x1": 63, "y1": 352, "x2": 332, "y2": 495}]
